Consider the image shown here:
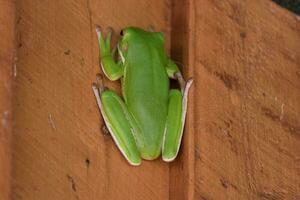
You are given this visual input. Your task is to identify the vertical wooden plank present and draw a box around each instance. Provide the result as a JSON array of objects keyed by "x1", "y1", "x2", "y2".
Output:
[
  {"x1": 0, "y1": 1, "x2": 15, "y2": 200},
  {"x1": 192, "y1": 0, "x2": 300, "y2": 199},
  {"x1": 12, "y1": 1, "x2": 171, "y2": 199},
  {"x1": 169, "y1": 0, "x2": 195, "y2": 199}
]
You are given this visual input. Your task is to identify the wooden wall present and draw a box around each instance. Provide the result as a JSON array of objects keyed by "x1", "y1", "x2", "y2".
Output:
[
  {"x1": 192, "y1": 1, "x2": 300, "y2": 199},
  {"x1": 0, "y1": 0, "x2": 298, "y2": 199},
  {"x1": 0, "y1": 1, "x2": 15, "y2": 199},
  {"x1": 13, "y1": 1, "x2": 171, "y2": 199}
]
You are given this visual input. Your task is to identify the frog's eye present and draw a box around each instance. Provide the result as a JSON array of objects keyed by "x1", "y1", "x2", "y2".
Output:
[{"x1": 120, "y1": 29, "x2": 124, "y2": 36}]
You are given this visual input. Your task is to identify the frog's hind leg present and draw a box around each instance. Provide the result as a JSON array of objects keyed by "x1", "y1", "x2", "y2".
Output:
[
  {"x1": 92, "y1": 74, "x2": 141, "y2": 166},
  {"x1": 162, "y1": 72, "x2": 193, "y2": 162}
]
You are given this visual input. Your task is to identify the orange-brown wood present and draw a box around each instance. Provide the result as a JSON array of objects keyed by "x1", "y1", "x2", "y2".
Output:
[
  {"x1": 12, "y1": 1, "x2": 171, "y2": 200},
  {"x1": 192, "y1": 1, "x2": 300, "y2": 199},
  {"x1": 169, "y1": 0, "x2": 195, "y2": 199},
  {"x1": 0, "y1": 1, "x2": 15, "y2": 200},
  {"x1": 9, "y1": 0, "x2": 300, "y2": 199}
]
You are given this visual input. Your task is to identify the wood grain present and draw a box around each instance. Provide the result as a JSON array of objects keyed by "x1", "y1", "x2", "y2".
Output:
[
  {"x1": 0, "y1": 1, "x2": 15, "y2": 200},
  {"x1": 169, "y1": 0, "x2": 195, "y2": 199},
  {"x1": 13, "y1": 1, "x2": 170, "y2": 200},
  {"x1": 11, "y1": 0, "x2": 300, "y2": 199},
  {"x1": 192, "y1": 0, "x2": 300, "y2": 199}
]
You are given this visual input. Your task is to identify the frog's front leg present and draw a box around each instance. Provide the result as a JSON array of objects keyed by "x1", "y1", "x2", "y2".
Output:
[
  {"x1": 92, "y1": 75, "x2": 142, "y2": 166},
  {"x1": 162, "y1": 60, "x2": 193, "y2": 161},
  {"x1": 96, "y1": 26, "x2": 123, "y2": 81}
]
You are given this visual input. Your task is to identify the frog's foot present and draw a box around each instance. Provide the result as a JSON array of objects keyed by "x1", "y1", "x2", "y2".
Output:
[
  {"x1": 96, "y1": 25, "x2": 113, "y2": 57},
  {"x1": 92, "y1": 74, "x2": 107, "y2": 134},
  {"x1": 182, "y1": 78, "x2": 194, "y2": 122},
  {"x1": 92, "y1": 74, "x2": 109, "y2": 134},
  {"x1": 92, "y1": 73, "x2": 106, "y2": 94},
  {"x1": 174, "y1": 72, "x2": 186, "y2": 93},
  {"x1": 174, "y1": 72, "x2": 193, "y2": 94}
]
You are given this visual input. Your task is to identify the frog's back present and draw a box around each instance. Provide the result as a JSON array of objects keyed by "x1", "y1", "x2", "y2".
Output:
[{"x1": 122, "y1": 28, "x2": 169, "y2": 159}]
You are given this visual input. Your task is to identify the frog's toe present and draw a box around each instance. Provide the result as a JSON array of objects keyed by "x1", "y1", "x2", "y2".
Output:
[
  {"x1": 96, "y1": 25, "x2": 102, "y2": 37},
  {"x1": 107, "y1": 27, "x2": 113, "y2": 39},
  {"x1": 107, "y1": 26, "x2": 113, "y2": 34},
  {"x1": 92, "y1": 73, "x2": 106, "y2": 93}
]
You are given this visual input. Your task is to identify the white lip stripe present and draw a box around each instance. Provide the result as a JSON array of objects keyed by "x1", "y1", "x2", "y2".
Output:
[
  {"x1": 162, "y1": 78, "x2": 193, "y2": 162},
  {"x1": 92, "y1": 85, "x2": 141, "y2": 166}
]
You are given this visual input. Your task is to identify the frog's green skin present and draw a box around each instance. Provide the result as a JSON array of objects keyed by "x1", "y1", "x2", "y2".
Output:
[{"x1": 92, "y1": 26, "x2": 193, "y2": 166}]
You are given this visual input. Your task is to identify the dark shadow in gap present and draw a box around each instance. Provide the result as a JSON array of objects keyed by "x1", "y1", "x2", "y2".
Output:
[{"x1": 272, "y1": 0, "x2": 300, "y2": 15}]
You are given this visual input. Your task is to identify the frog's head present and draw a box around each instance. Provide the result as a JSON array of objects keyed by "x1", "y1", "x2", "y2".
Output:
[{"x1": 117, "y1": 27, "x2": 165, "y2": 63}]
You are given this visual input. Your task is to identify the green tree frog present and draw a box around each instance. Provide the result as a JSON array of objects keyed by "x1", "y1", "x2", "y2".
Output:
[{"x1": 92, "y1": 26, "x2": 193, "y2": 166}]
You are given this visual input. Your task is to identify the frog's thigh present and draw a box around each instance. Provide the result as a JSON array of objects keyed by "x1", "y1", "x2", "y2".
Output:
[
  {"x1": 162, "y1": 89, "x2": 183, "y2": 162},
  {"x1": 162, "y1": 78, "x2": 193, "y2": 162},
  {"x1": 94, "y1": 88, "x2": 141, "y2": 166}
]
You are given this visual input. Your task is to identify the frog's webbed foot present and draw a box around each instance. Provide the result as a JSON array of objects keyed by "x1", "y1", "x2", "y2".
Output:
[
  {"x1": 96, "y1": 25, "x2": 115, "y2": 56},
  {"x1": 92, "y1": 74, "x2": 109, "y2": 136},
  {"x1": 174, "y1": 72, "x2": 193, "y2": 94},
  {"x1": 96, "y1": 26, "x2": 113, "y2": 41},
  {"x1": 174, "y1": 72, "x2": 185, "y2": 93},
  {"x1": 92, "y1": 73, "x2": 106, "y2": 94}
]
